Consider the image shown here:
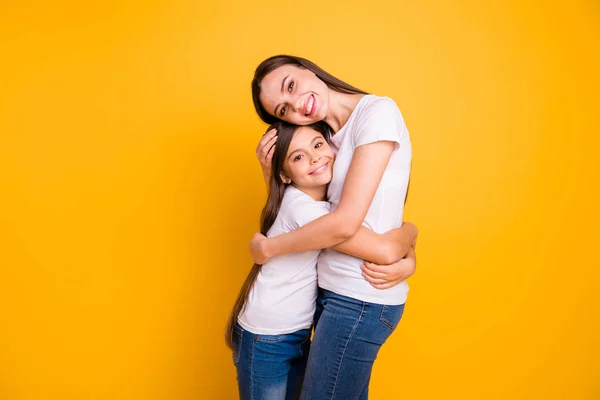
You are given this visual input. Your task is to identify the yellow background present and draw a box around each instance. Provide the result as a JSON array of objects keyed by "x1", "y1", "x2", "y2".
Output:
[{"x1": 1, "y1": 0, "x2": 599, "y2": 399}]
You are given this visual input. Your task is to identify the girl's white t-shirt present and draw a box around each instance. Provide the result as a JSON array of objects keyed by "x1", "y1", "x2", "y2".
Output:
[
  {"x1": 238, "y1": 186, "x2": 330, "y2": 335},
  {"x1": 318, "y1": 95, "x2": 412, "y2": 305}
]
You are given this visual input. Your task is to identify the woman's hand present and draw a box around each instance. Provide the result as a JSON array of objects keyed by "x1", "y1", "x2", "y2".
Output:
[
  {"x1": 361, "y1": 248, "x2": 416, "y2": 290},
  {"x1": 249, "y1": 232, "x2": 271, "y2": 265},
  {"x1": 255, "y1": 129, "x2": 277, "y2": 178}
]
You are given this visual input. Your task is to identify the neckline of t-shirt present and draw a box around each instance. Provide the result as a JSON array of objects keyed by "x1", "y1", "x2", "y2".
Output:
[
  {"x1": 287, "y1": 185, "x2": 329, "y2": 204},
  {"x1": 330, "y1": 94, "x2": 375, "y2": 139}
]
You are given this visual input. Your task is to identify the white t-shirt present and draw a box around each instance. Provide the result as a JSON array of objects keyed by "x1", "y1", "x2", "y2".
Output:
[
  {"x1": 238, "y1": 186, "x2": 330, "y2": 335},
  {"x1": 318, "y1": 95, "x2": 412, "y2": 305}
]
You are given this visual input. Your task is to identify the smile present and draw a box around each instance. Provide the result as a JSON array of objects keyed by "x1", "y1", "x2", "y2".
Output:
[
  {"x1": 310, "y1": 162, "x2": 329, "y2": 175},
  {"x1": 304, "y1": 95, "x2": 315, "y2": 116}
]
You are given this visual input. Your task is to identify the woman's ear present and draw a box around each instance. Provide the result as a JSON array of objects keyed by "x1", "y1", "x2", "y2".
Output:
[{"x1": 279, "y1": 171, "x2": 292, "y2": 184}]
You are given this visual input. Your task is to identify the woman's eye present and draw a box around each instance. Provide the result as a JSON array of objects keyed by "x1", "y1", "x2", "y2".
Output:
[
  {"x1": 288, "y1": 81, "x2": 294, "y2": 92},
  {"x1": 315, "y1": 142, "x2": 322, "y2": 148},
  {"x1": 280, "y1": 106, "x2": 287, "y2": 116}
]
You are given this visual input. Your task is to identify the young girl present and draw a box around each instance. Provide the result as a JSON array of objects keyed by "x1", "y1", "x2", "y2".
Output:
[
  {"x1": 226, "y1": 121, "x2": 417, "y2": 400},
  {"x1": 249, "y1": 55, "x2": 416, "y2": 399}
]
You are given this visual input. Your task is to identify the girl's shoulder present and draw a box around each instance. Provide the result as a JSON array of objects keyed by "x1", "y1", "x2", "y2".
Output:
[{"x1": 279, "y1": 186, "x2": 330, "y2": 230}]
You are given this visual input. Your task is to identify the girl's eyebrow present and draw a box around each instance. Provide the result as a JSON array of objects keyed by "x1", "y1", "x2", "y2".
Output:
[
  {"x1": 273, "y1": 75, "x2": 290, "y2": 116},
  {"x1": 287, "y1": 136, "x2": 322, "y2": 160}
]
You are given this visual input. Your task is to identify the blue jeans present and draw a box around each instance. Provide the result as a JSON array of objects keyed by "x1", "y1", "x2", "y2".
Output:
[
  {"x1": 300, "y1": 288, "x2": 405, "y2": 400},
  {"x1": 232, "y1": 323, "x2": 312, "y2": 400}
]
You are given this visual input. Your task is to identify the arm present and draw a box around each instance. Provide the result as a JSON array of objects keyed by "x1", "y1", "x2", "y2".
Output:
[
  {"x1": 250, "y1": 140, "x2": 395, "y2": 264},
  {"x1": 361, "y1": 247, "x2": 417, "y2": 290},
  {"x1": 332, "y1": 222, "x2": 418, "y2": 265}
]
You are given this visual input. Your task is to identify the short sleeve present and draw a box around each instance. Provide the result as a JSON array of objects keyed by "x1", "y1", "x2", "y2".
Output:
[
  {"x1": 285, "y1": 199, "x2": 330, "y2": 231},
  {"x1": 354, "y1": 97, "x2": 406, "y2": 149}
]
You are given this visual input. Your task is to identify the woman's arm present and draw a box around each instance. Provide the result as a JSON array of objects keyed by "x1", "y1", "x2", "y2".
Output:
[
  {"x1": 256, "y1": 129, "x2": 277, "y2": 190},
  {"x1": 361, "y1": 247, "x2": 417, "y2": 290},
  {"x1": 332, "y1": 222, "x2": 418, "y2": 265},
  {"x1": 250, "y1": 140, "x2": 395, "y2": 264}
]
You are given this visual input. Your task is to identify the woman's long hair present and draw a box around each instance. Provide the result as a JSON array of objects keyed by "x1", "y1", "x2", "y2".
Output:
[
  {"x1": 251, "y1": 55, "x2": 368, "y2": 125},
  {"x1": 225, "y1": 121, "x2": 331, "y2": 349}
]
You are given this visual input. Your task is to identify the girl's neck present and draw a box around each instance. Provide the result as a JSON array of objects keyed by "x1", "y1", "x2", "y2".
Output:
[
  {"x1": 293, "y1": 184, "x2": 327, "y2": 202},
  {"x1": 323, "y1": 92, "x2": 366, "y2": 133}
]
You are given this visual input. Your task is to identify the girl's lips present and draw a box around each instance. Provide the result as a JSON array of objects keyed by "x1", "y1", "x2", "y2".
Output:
[{"x1": 310, "y1": 161, "x2": 329, "y2": 175}]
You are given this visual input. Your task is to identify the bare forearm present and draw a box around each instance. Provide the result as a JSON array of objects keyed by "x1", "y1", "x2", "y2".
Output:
[
  {"x1": 333, "y1": 226, "x2": 398, "y2": 265},
  {"x1": 263, "y1": 211, "x2": 356, "y2": 258},
  {"x1": 392, "y1": 222, "x2": 419, "y2": 260}
]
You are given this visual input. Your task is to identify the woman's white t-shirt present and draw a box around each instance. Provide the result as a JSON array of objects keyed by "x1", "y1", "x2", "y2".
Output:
[
  {"x1": 318, "y1": 95, "x2": 412, "y2": 305},
  {"x1": 238, "y1": 186, "x2": 330, "y2": 335}
]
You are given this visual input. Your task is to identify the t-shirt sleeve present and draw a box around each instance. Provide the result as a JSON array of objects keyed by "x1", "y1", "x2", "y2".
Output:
[
  {"x1": 354, "y1": 97, "x2": 406, "y2": 149},
  {"x1": 285, "y1": 199, "x2": 331, "y2": 231}
]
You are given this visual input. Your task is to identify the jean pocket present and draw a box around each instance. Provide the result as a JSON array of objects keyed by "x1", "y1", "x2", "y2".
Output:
[
  {"x1": 379, "y1": 304, "x2": 405, "y2": 330},
  {"x1": 232, "y1": 325, "x2": 243, "y2": 365},
  {"x1": 254, "y1": 333, "x2": 286, "y2": 343}
]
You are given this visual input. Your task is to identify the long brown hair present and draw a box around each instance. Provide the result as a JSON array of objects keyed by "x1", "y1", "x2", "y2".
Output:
[
  {"x1": 225, "y1": 121, "x2": 331, "y2": 349},
  {"x1": 251, "y1": 55, "x2": 368, "y2": 125}
]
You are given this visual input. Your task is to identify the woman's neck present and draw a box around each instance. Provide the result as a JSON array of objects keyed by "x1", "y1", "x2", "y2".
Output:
[
  {"x1": 323, "y1": 91, "x2": 366, "y2": 133},
  {"x1": 293, "y1": 184, "x2": 327, "y2": 202}
]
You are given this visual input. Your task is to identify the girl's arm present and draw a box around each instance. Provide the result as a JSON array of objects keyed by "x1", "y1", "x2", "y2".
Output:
[
  {"x1": 250, "y1": 140, "x2": 396, "y2": 264},
  {"x1": 332, "y1": 222, "x2": 418, "y2": 266}
]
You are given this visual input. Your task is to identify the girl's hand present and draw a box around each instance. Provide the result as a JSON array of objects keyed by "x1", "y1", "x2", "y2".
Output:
[
  {"x1": 256, "y1": 129, "x2": 277, "y2": 176},
  {"x1": 361, "y1": 248, "x2": 416, "y2": 290},
  {"x1": 249, "y1": 232, "x2": 270, "y2": 265}
]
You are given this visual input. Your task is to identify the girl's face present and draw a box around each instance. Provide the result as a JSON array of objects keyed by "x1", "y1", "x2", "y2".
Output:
[
  {"x1": 259, "y1": 65, "x2": 329, "y2": 125},
  {"x1": 280, "y1": 126, "x2": 334, "y2": 194}
]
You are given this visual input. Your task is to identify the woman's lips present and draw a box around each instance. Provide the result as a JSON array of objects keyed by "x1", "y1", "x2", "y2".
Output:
[{"x1": 305, "y1": 94, "x2": 316, "y2": 116}]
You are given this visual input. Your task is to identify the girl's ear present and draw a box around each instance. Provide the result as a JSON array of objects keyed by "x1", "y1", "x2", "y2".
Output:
[{"x1": 279, "y1": 171, "x2": 292, "y2": 184}]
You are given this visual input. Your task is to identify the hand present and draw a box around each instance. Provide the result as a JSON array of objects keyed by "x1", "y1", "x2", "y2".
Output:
[
  {"x1": 255, "y1": 129, "x2": 277, "y2": 176},
  {"x1": 249, "y1": 232, "x2": 270, "y2": 265},
  {"x1": 361, "y1": 250, "x2": 416, "y2": 290}
]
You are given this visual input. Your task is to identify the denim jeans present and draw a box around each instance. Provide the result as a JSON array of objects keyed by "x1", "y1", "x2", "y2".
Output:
[
  {"x1": 300, "y1": 288, "x2": 405, "y2": 400},
  {"x1": 233, "y1": 323, "x2": 312, "y2": 400}
]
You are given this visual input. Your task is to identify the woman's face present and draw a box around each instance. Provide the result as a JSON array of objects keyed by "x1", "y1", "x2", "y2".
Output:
[
  {"x1": 259, "y1": 65, "x2": 329, "y2": 125},
  {"x1": 280, "y1": 126, "x2": 334, "y2": 191}
]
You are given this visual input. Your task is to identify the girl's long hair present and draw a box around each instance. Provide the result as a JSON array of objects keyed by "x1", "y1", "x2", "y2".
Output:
[
  {"x1": 225, "y1": 121, "x2": 331, "y2": 349},
  {"x1": 251, "y1": 55, "x2": 368, "y2": 125}
]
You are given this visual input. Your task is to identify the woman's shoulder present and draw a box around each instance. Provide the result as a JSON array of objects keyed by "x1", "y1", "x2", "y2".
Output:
[{"x1": 359, "y1": 95, "x2": 400, "y2": 115}]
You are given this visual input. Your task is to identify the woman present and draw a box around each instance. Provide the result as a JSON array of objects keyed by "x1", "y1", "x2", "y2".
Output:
[
  {"x1": 249, "y1": 55, "x2": 415, "y2": 399},
  {"x1": 226, "y1": 121, "x2": 417, "y2": 400}
]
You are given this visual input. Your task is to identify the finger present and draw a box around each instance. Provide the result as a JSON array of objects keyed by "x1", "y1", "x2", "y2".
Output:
[
  {"x1": 256, "y1": 130, "x2": 277, "y2": 155},
  {"x1": 262, "y1": 128, "x2": 277, "y2": 138},
  {"x1": 371, "y1": 280, "x2": 400, "y2": 290},
  {"x1": 361, "y1": 272, "x2": 387, "y2": 285},
  {"x1": 361, "y1": 264, "x2": 388, "y2": 279},
  {"x1": 265, "y1": 142, "x2": 276, "y2": 162},
  {"x1": 362, "y1": 262, "x2": 390, "y2": 275},
  {"x1": 260, "y1": 136, "x2": 277, "y2": 158}
]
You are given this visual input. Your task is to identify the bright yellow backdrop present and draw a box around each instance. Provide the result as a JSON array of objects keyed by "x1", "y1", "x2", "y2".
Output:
[{"x1": 1, "y1": 1, "x2": 598, "y2": 399}]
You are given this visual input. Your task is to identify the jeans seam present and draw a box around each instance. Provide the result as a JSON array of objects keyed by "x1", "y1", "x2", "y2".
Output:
[
  {"x1": 250, "y1": 332, "x2": 255, "y2": 399},
  {"x1": 299, "y1": 329, "x2": 311, "y2": 356},
  {"x1": 254, "y1": 334, "x2": 286, "y2": 343},
  {"x1": 330, "y1": 302, "x2": 366, "y2": 399},
  {"x1": 379, "y1": 306, "x2": 395, "y2": 330}
]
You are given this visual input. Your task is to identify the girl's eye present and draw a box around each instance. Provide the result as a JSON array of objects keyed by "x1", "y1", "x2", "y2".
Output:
[
  {"x1": 315, "y1": 142, "x2": 323, "y2": 149},
  {"x1": 294, "y1": 154, "x2": 303, "y2": 162},
  {"x1": 288, "y1": 81, "x2": 294, "y2": 92},
  {"x1": 280, "y1": 106, "x2": 287, "y2": 116}
]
